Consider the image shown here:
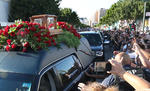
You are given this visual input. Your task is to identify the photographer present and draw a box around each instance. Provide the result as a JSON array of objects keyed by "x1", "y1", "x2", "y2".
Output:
[
  {"x1": 101, "y1": 52, "x2": 140, "y2": 90},
  {"x1": 108, "y1": 59, "x2": 150, "y2": 90}
]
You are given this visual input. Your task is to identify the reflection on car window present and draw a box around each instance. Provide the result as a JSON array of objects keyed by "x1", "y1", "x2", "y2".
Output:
[
  {"x1": 0, "y1": 72, "x2": 34, "y2": 91},
  {"x1": 81, "y1": 34, "x2": 102, "y2": 46},
  {"x1": 54, "y1": 56, "x2": 81, "y2": 88},
  {"x1": 39, "y1": 73, "x2": 51, "y2": 91}
]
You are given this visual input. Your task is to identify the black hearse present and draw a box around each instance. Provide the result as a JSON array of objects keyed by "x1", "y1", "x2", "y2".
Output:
[{"x1": 0, "y1": 37, "x2": 94, "y2": 91}]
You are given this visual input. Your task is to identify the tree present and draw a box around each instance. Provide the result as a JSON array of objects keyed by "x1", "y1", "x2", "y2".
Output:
[
  {"x1": 99, "y1": 0, "x2": 150, "y2": 25},
  {"x1": 58, "y1": 8, "x2": 81, "y2": 26},
  {"x1": 9, "y1": 0, "x2": 61, "y2": 21}
]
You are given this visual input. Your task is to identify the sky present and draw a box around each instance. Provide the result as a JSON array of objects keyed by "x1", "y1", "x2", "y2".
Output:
[{"x1": 60, "y1": 0, "x2": 119, "y2": 20}]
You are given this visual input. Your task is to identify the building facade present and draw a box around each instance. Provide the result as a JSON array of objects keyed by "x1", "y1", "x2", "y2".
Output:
[
  {"x1": 90, "y1": 8, "x2": 107, "y2": 27},
  {"x1": 98, "y1": 8, "x2": 107, "y2": 23}
]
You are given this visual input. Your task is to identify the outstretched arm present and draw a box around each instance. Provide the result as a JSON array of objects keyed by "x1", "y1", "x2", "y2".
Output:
[
  {"x1": 109, "y1": 59, "x2": 150, "y2": 90},
  {"x1": 133, "y1": 43, "x2": 150, "y2": 69}
]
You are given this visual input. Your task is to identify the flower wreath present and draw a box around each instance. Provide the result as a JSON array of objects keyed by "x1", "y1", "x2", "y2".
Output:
[{"x1": 0, "y1": 20, "x2": 80, "y2": 52}]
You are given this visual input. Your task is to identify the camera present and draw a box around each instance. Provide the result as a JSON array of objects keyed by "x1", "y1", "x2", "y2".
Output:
[{"x1": 105, "y1": 62, "x2": 112, "y2": 71}]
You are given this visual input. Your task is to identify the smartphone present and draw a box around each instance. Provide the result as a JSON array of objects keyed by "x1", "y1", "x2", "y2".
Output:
[
  {"x1": 105, "y1": 62, "x2": 112, "y2": 71},
  {"x1": 94, "y1": 62, "x2": 107, "y2": 72}
]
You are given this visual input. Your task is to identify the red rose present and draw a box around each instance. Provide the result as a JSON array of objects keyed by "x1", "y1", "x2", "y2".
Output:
[
  {"x1": 61, "y1": 25, "x2": 65, "y2": 29},
  {"x1": 49, "y1": 36, "x2": 53, "y2": 40},
  {"x1": 51, "y1": 39, "x2": 55, "y2": 42},
  {"x1": 27, "y1": 23, "x2": 32, "y2": 27},
  {"x1": 4, "y1": 26, "x2": 10, "y2": 31},
  {"x1": 25, "y1": 28, "x2": 30, "y2": 34},
  {"x1": 10, "y1": 32, "x2": 15, "y2": 37},
  {"x1": 53, "y1": 42, "x2": 56, "y2": 46},
  {"x1": 34, "y1": 33, "x2": 41, "y2": 37},
  {"x1": 10, "y1": 25, "x2": 13, "y2": 28},
  {"x1": 57, "y1": 22, "x2": 62, "y2": 26},
  {"x1": 37, "y1": 37, "x2": 41, "y2": 42},
  {"x1": 47, "y1": 32, "x2": 50, "y2": 35},
  {"x1": 11, "y1": 44, "x2": 16, "y2": 49},
  {"x1": 24, "y1": 21, "x2": 29, "y2": 24},
  {"x1": 43, "y1": 33, "x2": 50, "y2": 37},
  {"x1": 70, "y1": 26, "x2": 74, "y2": 30},
  {"x1": 3, "y1": 30, "x2": 8, "y2": 36},
  {"x1": 5, "y1": 45, "x2": 10, "y2": 51},
  {"x1": 22, "y1": 48, "x2": 27, "y2": 52},
  {"x1": 16, "y1": 24, "x2": 23, "y2": 30},
  {"x1": 7, "y1": 39, "x2": 11, "y2": 45},
  {"x1": 20, "y1": 31, "x2": 26, "y2": 37},
  {"x1": 78, "y1": 34, "x2": 81, "y2": 39},
  {"x1": 32, "y1": 23, "x2": 39, "y2": 26},
  {"x1": 24, "y1": 42, "x2": 29, "y2": 47},
  {"x1": 30, "y1": 27, "x2": 36, "y2": 31},
  {"x1": 39, "y1": 26, "x2": 46, "y2": 29},
  {"x1": 12, "y1": 24, "x2": 17, "y2": 27},
  {"x1": 0, "y1": 30, "x2": 3, "y2": 35},
  {"x1": 16, "y1": 30, "x2": 21, "y2": 36},
  {"x1": 44, "y1": 41, "x2": 50, "y2": 44},
  {"x1": 48, "y1": 24, "x2": 54, "y2": 28},
  {"x1": 48, "y1": 42, "x2": 51, "y2": 46},
  {"x1": 44, "y1": 40, "x2": 51, "y2": 46}
]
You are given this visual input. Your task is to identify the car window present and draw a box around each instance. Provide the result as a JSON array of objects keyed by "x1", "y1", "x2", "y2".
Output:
[
  {"x1": 81, "y1": 34, "x2": 102, "y2": 46},
  {"x1": 54, "y1": 55, "x2": 81, "y2": 89},
  {"x1": 0, "y1": 72, "x2": 34, "y2": 91},
  {"x1": 39, "y1": 73, "x2": 53, "y2": 91}
]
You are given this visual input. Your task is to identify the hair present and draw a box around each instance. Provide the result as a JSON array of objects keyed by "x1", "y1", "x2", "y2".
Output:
[
  {"x1": 139, "y1": 43, "x2": 145, "y2": 50},
  {"x1": 115, "y1": 52, "x2": 131, "y2": 65},
  {"x1": 146, "y1": 44, "x2": 150, "y2": 49},
  {"x1": 82, "y1": 82, "x2": 118, "y2": 91}
]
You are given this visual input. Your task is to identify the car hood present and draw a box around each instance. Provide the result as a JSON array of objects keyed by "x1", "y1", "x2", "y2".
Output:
[{"x1": 91, "y1": 46, "x2": 103, "y2": 51}]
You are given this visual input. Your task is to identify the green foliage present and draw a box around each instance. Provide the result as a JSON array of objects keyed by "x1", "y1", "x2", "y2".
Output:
[
  {"x1": 79, "y1": 23, "x2": 90, "y2": 28},
  {"x1": 9, "y1": 0, "x2": 61, "y2": 21},
  {"x1": 99, "y1": 0, "x2": 150, "y2": 25},
  {"x1": 8, "y1": 1, "x2": 82, "y2": 28},
  {"x1": 0, "y1": 26, "x2": 2, "y2": 29},
  {"x1": 55, "y1": 31, "x2": 80, "y2": 48},
  {"x1": 58, "y1": 8, "x2": 81, "y2": 26}
]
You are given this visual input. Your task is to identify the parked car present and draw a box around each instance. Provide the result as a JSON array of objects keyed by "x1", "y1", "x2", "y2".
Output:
[
  {"x1": 79, "y1": 31, "x2": 105, "y2": 60},
  {"x1": 0, "y1": 37, "x2": 95, "y2": 91}
]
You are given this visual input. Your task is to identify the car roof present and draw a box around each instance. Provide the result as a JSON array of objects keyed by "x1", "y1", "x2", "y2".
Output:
[
  {"x1": 0, "y1": 44, "x2": 76, "y2": 75},
  {"x1": 0, "y1": 37, "x2": 94, "y2": 75},
  {"x1": 79, "y1": 31, "x2": 99, "y2": 34}
]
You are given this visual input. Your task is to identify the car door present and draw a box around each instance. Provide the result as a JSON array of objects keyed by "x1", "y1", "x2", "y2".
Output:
[{"x1": 39, "y1": 55, "x2": 82, "y2": 91}]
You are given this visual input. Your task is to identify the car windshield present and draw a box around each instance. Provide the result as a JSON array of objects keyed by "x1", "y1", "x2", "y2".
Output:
[
  {"x1": 0, "y1": 72, "x2": 35, "y2": 91},
  {"x1": 81, "y1": 34, "x2": 102, "y2": 46}
]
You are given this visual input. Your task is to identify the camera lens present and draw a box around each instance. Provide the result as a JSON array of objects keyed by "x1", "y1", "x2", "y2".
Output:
[{"x1": 105, "y1": 62, "x2": 112, "y2": 71}]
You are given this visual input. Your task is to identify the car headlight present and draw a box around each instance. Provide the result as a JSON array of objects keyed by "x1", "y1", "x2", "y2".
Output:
[{"x1": 95, "y1": 51, "x2": 103, "y2": 56}]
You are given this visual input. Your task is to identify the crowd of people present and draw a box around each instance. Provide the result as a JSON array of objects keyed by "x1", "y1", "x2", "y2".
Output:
[{"x1": 78, "y1": 29, "x2": 150, "y2": 91}]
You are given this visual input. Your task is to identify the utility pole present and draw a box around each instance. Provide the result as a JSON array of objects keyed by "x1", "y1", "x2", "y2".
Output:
[{"x1": 142, "y1": 1, "x2": 147, "y2": 33}]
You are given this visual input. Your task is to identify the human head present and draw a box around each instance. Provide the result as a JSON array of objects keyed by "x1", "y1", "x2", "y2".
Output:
[{"x1": 115, "y1": 52, "x2": 131, "y2": 65}]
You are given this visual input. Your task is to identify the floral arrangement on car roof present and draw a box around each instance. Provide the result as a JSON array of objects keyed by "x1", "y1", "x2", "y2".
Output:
[
  {"x1": 49, "y1": 21, "x2": 81, "y2": 48},
  {"x1": 0, "y1": 20, "x2": 80, "y2": 52}
]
